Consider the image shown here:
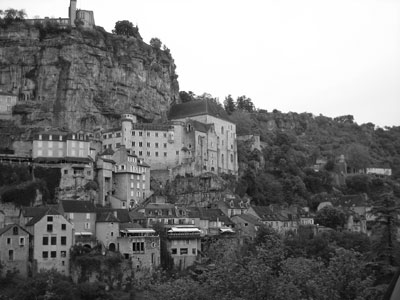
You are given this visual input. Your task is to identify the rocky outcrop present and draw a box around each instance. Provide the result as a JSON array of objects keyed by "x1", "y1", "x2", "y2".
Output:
[{"x1": 0, "y1": 22, "x2": 179, "y2": 132}]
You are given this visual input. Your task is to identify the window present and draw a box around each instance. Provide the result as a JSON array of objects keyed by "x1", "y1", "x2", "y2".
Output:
[
  {"x1": 8, "y1": 250, "x2": 14, "y2": 261},
  {"x1": 139, "y1": 142, "x2": 142, "y2": 147},
  {"x1": 64, "y1": 169, "x2": 68, "y2": 175},
  {"x1": 192, "y1": 248, "x2": 196, "y2": 255},
  {"x1": 132, "y1": 131, "x2": 135, "y2": 136},
  {"x1": 147, "y1": 142, "x2": 150, "y2": 147},
  {"x1": 116, "y1": 143, "x2": 121, "y2": 148},
  {"x1": 43, "y1": 251, "x2": 48, "y2": 259},
  {"x1": 61, "y1": 236, "x2": 67, "y2": 245},
  {"x1": 155, "y1": 132, "x2": 159, "y2": 137},
  {"x1": 147, "y1": 132, "x2": 150, "y2": 137},
  {"x1": 132, "y1": 242, "x2": 144, "y2": 253},
  {"x1": 108, "y1": 133, "x2": 112, "y2": 138},
  {"x1": 164, "y1": 152, "x2": 167, "y2": 157},
  {"x1": 163, "y1": 143, "x2": 167, "y2": 148},
  {"x1": 132, "y1": 141, "x2": 135, "y2": 147},
  {"x1": 87, "y1": 170, "x2": 91, "y2": 176},
  {"x1": 139, "y1": 131, "x2": 143, "y2": 136},
  {"x1": 163, "y1": 132, "x2": 167, "y2": 138},
  {"x1": 51, "y1": 236, "x2": 57, "y2": 245},
  {"x1": 142, "y1": 174, "x2": 146, "y2": 181},
  {"x1": 47, "y1": 224, "x2": 53, "y2": 232},
  {"x1": 86, "y1": 213, "x2": 90, "y2": 220},
  {"x1": 43, "y1": 236, "x2": 49, "y2": 245},
  {"x1": 155, "y1": 152, "x2": 159, "y2": 157},
  {"x1": 139, "y1": 151, "x2": 142, "y2": 156},
  {"x1": 51, "y1": 251, "x2": 56, "y2": 258},
  {"x1": 7, "y1": 237, "x2": 11, "y2": 245},
  {"x1": 180, "y1": 248, "x2": 188, "y2": 255},
  {"x1": 171, "y1": 248, "x2": 177, "y2": 255},
  {"x1": 13, "y1": 226, "x2": 18, "y2": 235},
  {"x1": 69, "y1": 213, "x2": 74, "y2": 220},
  {"x1": 84, "y1": 222, "x2": 90, "y2": 230},
  {"x1": 147, "y1": 151, "x2": 150, "y2": 156},
  {"x1": 155, "y1": 143, "x2": 159, "y2": 148},
  {"x1": 176, "y1": 151, "x2": 179, "y2": 155},
  {"x1": 61, "y1": 224, "x2": 66, "y2": 230},
  {"x1": 60, "y1": 251, "x2": 66, "y2": 258},
  {"x1": 221, "y1": 126, "x2": 224, "y2": 134},
  {"x1": 19, "y1": 237, "x2": 25, "y2": 246},
  {"x1": 47, "y1": 216, "x2": 53, "y2": 222}
]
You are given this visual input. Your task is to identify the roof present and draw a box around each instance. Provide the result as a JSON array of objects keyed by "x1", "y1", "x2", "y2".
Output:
[
  {"x1": 129, "y1": 211, "x2": 146, "y2": 220},
  {"x1": 33, "y1": 157, "x2": 92, "y2": 164},
  {"x1": 96, "y1": 208, "x2": 132, "y2": 223},
  {"x1": 0, "y1": 224, "x2": 31, "y2": 236},
  {"x1": 99, "y1": 148, "x2": 115, "y2": 156},
  {"x1": 119, "y1": 222, "x2": 143, "y2": 230},
  {"x1": 60, "y1": 200, "x2": 96, "y2": 213},
  {"x1": 26, "y1": 207, "x2": 62, "y2": 226},
  {"x1": 189, "y1": 120, "x2": 213, "y2": 133},
  {"x1": 187, "y1": 207, "x2": 233, "y2": 225},
  {"x1": 21, "y1": 206, "x2": 55, "y2": 218},
  {"x1": 232, "y1": 214, "x2": 263, "y2": 226},
  {"x1": 96, "y1": 211, "x2": 120, "y2": 223},
  {"x1": 168, "y1": 99, "x2": 233, "y2": 123}
]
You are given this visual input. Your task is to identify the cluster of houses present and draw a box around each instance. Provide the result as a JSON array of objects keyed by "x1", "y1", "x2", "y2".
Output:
[{"x1": 1, "y1": 190, "x2": 377, "y2": 278}]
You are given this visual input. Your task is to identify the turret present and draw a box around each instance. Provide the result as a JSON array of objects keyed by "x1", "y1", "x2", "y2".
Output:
[{"x1": 121, "y1": 114, "x2": 137, "y2": 147}]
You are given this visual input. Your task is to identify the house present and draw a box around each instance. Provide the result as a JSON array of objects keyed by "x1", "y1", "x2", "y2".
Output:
[
  {"x1": 118, "y1": 225, "x2": 160, "y2": 272},
  {"x1": 231, "y1": 214, "x2": 262, "y2": 240},
  {"x1": 95, "y1": 211, "x2": 120, "y2": 251},
  {"x1": 213, "y1": 194, "x2": 250, "y2": 218},
  {"x1": 59, "y1": 200, "x2": 97, "y2": 248},
  {"x1": 25, "y1": 208, "x2": 74, "y2": 276},
  {"x1": 139, "y1": 203, "x2": 192, "y2": 228},
  {"x1": 166, "y1": 226, "x2": 201, "y2": 270},
  {"x1": 187, "y1": 207, "x2": 234, "y2": 236},
  {"x1": 0, "y1": 224, "x2": 31, "y2": 277},
  {"x1": 111, "y1": 146, "x2": 151, "y2": 208},
  {"x1": 248, "y1": 205, "x2": 297, "y2": 233},
  {"x1": 96, "y1": 148, "x2": 115, "y2": 207}
]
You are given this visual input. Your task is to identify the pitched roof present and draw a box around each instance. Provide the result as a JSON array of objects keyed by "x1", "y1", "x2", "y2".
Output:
[
  {"x1": 60, "y1": 200, "x2": 96, "y2": 213},
  {"x1": 96, "y1": 211, "x2": 120, "y2": 223},
  {"x1": 21, "y1": 206, "x2": 54, "y2": 218},
  {"x1": 168, "y1": 99, "x2": 233, "y2": 123},
  {"x1": 96, "y1": 208, "x2": 131, "y2": 223},
  {"x1": 99, "y1": 148, "x2": 115, "y2": 156},
  {"x1": 188, "y1": 207, "x2": 233, "y2": 225},
  {"x1": 25, "y1": 207, "x2": 62, "y2": 226},
  {"x1": 0, "y1": 224, "x2": 31, "y2": 236},
  {"x1": 129, "y1": 211, "x2": 146, "y2": 220},
  {"x1": 189, "y1": 120, "x2": 213, "y2": 133},
  {"x1": 232, "y1": 214, "x2": 263, "y2": 226}
]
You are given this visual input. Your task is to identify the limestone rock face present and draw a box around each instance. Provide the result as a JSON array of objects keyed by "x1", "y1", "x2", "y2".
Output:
[{"x1": 0, "y1": 23, "x2": 179, "y2": 131}]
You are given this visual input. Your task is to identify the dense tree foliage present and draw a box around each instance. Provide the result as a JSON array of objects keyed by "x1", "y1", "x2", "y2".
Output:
[
  {"x1": 150, "y1": 37, "x2": 162, "y2": 49},
  {"x1": 112, "y1": 20, "x2": 140, "y2": 38}
]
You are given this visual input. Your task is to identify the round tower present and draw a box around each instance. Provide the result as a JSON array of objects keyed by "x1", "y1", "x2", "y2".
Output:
[
  {"x1": 121, "y1": 114, "x2": 137, "y2": 147},
  {"x1": 69, "y1": 0, "x2": 77, "y2": 26}
]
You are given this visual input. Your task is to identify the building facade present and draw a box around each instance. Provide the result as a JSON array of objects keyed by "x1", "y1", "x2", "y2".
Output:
[
  {"x1": 0, "y1": 92, "x2": 17, "y2": 119},
  {"x1": 25, "y1": 209, "x2": 74, "y2": 276},
  {"x1": 0, "y1": 224, "x2": 30, "y2": 277}
]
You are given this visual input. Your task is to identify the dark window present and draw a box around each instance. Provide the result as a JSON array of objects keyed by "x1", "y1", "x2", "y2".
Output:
[
  {"x1": 147, "y1": 142, "x2": 150, "y2": 147},
  {"x1": 155, "y1": 143, "x2": 159, "y2": 148},
  {"x1": 64, "y1": 170, "x2": 68, "y2": 175},
  {"x1": 155, "y1": 132, "x2": 159, "y2": 137},
  {"x1": 132, "y1": 242, "x2": 144, "y2": 253},
  {"x1": 155, "y1": 152, "x2": 159, "y2": 157},
  {"x1": 116, "y1": 143, "x2": 121, "y2": 148},
  {"x1": 139, "y1": 142, "x2": 142, "y2": 147},
  {"x1": 51, "y1": 236, "x2": 57, "y2": 245},
  {"x1": 132, "y1": 142, "x2": 135, "y2": 147},
  {"x1": 60, "y1": 251, "x2": 66, "y2": 258},
  {"x1": 164, "y1": 152, "x2": 167, "y2": 157},
  {"x1": 6, "y1": 237, "x2": 11, "y2": 244},
  {"x1": 8, "y1": 250, "x2": 14, "y2": 261},
  {"x1": 13, "y1": 227, "x2": 18, "y2": 235},
  {"x1": 171, "y1": 248, "x2": 177, "y2": 255},
  {"x1": 47, "y1": 224, "x2": 53, "y2": 232},
  {"x1": 47, "y1": 216, "x2": 53, "y2": 222},
  {"x1": 51, "y1": 251, "x2": 56, "y2": 258},
  {"x1": 61, "y1": 236, "x2": 67, "y2": 245},
  {"x1": 61, "y1": 224, "x2": 66, "y2": 230},
  {"x1": 147, "y1": 132, "x2": 150, "y2": 137},
  {"x1": 139, "y1": 131, "x2": 142, "y2": 136},
  {"x1": 163, "y1": 143, "x2": 167, "y2": 148},
  {"x1": 43, "y1": 236, "x2": 49, "y2": 245},
  {"x1": 192, "y1": 248, "x2": 196, "y2": 255},
  {"x1": 43, "y1": 251, "x2": 48, "y2": 259},
  {"x1": 180, "y1": 248, "x2": 188, "y2": 255}
]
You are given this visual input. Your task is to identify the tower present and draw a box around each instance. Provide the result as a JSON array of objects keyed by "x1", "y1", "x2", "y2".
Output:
[
  {"x1": 69, "y1": 0, "x2": 77, "y2": 26},
  {"x1": 121, "y1": 114, "x2": 137, "y2": 147}
]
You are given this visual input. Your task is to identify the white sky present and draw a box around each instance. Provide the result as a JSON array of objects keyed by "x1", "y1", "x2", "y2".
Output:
[{"x1": 3, "y1": 0, "x2": 400, "y2": 127}]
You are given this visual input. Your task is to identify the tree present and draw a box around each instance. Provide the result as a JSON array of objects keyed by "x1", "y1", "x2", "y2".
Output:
[
  {"x1": 223, "y1": 94, "x2": 236, "y2": 114},
  {"x1": 179, "y1": 91, "x2": 195, "y2": 103},
  {"x1": 314, "y1": 206, "x2": 346, "y2": 229},
  {"x1": 236, "y1": 95, "x2": 255, "y2": 112},
  {"x1": 112, "y1": 20, "x2": 139, "y2": 38},
  {"x1": 150, "y1": 37, "x2": 162, "y2": 49},
  {"x1": 346, "y1": 143, "x2": 370, "y2": 172}
]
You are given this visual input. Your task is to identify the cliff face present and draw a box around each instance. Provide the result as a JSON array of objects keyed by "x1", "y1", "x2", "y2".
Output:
[{"x1": 0, "y1": 23, "x2": 179, "y2": 132}]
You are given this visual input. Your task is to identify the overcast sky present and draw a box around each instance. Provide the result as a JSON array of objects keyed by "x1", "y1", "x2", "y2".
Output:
[{"x1": 3, "y1": 0, "x2": 400, "y2": 127}]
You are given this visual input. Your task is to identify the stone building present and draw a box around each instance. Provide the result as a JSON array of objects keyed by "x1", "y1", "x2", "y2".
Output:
[
  {"x1": 118, "y1": 226, "x2": 160, "y2": 272},
  {"x1": 0, "y1": 224, "x2": 31, "y2": 277},
  {"x1": 101, "y1": 99, "x2": 238, "y2": 177},
  {"x1": 25, "y1": 208, "x2": 74, "y2": 276},
  {"x1": 166, "y1": 226, "x2": 201, "y2": 270}
]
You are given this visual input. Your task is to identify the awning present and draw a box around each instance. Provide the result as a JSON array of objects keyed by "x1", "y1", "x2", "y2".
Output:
[{"x1": 220, "y1": 228, "x2": 235, "y2": 233}]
